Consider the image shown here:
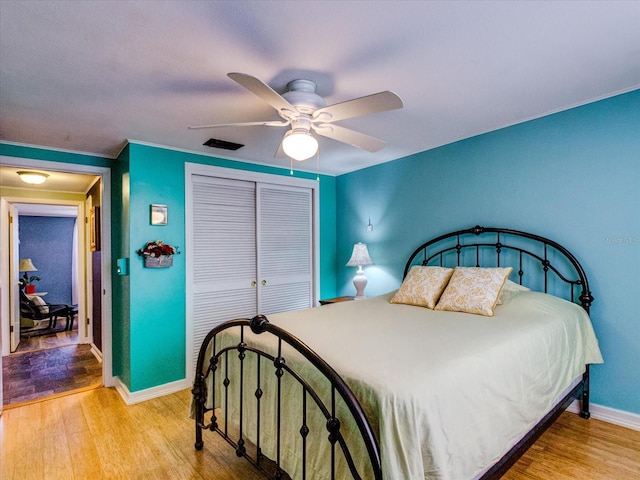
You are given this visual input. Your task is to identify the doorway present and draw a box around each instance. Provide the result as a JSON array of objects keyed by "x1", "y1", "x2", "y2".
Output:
[
  {"x1": 13, "y1": 204, "x2": 81, "y2": 352},
  {"x1": 0, "y1": 157, "x2": 113, "y2": 412}
]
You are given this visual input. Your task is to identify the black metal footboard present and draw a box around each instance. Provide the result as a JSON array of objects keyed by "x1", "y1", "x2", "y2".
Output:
[{"x1": 192, "y1": 314, "x2": 382, "y2": 480}]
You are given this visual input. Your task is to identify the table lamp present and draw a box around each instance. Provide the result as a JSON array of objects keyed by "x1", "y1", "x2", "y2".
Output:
[
  {"x1": 346, "y1": 243, "x2": 374, "y2": 299},
  {"x1": 19, "y1": 258, "x2": 38, "y2": 293}
]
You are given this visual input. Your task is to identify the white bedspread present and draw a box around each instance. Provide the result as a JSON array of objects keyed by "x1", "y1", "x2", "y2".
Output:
[{"x1": 258, "y1": 290, "x2": 603, "y2": 480}]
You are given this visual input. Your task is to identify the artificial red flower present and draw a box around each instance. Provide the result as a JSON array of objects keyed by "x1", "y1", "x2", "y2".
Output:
[{"x1": 137, "y1": 240, "x2": 179, "y2": 257}]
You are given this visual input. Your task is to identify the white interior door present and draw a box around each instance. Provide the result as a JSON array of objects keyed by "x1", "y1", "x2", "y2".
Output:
[
  {"x1": 9, "y1": 203, "x2": 20, "y2": 352},
  {"x1": 257, "y1": 183, "x2": 313, "y2": 314},
  {"x1": 186, "y1": 164, "x2": 319, "y2": 382},
  {"x1": 85, "y1": 196, "x2": 94, "y2": 343},
  {"x1": 190, "y1": 175, "x2": 257, "y2": 370}
]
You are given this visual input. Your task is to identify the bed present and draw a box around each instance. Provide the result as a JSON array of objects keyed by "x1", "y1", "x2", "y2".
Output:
[{"x1": 192, "y1": 225, "x2": 603, "y2": 479}]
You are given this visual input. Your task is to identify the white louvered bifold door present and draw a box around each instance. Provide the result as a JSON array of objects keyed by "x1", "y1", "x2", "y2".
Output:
[
  {"x1": 191, "y1": 175, "x2": 257, "y2": 369},
  {"x1": 257, "y1": 184, "x2": 313, "y2": 315}
]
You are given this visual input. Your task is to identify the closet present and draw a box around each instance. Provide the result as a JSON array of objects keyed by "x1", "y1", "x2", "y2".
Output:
[{"x1": 187, "y1": 168, "x2": 316, "y2": 373}]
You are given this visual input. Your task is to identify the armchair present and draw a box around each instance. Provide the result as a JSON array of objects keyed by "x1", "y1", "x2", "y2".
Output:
[{"x1": 20, "y1": 290, "x2": 73, "y2": 336}]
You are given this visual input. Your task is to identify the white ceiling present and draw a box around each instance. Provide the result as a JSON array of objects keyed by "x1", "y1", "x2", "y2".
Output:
[
  {"x1": 0, "y1": 1, "x2": 638, "y2": 175},
  {"x1": 14, "y1": 203, "x2": 78, "y2": 218}
]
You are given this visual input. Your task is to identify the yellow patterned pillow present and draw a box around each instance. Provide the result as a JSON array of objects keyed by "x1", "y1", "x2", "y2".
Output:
[
  {"x1": 434, "y1": 267, "x2": 513, "y2": 316},
  {"x1": 391, "y1": 266, "x2": 454, "y2": 309}
]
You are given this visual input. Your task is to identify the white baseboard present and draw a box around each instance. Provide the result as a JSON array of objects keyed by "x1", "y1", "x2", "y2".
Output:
[
  {"x1": 113, "y1": 376, "x2": 190, "y2": 405},
  {"x1": 90, "y1": 344, "x2": 103, "y2": 363},
  {"x1": 568, "y1": 400, "x2": 640, "y2": 431},
  {"x1": 108, "y1": 378, "x2": 639, "y2": 431}
]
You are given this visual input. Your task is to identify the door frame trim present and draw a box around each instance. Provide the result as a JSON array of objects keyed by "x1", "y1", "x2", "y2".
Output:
[
  {"x1": 0, "y1": 155, "x2": 113, "y2": 388},
  {"x1": 3, "y1": 199, "x2": 86, "y2": 349}
]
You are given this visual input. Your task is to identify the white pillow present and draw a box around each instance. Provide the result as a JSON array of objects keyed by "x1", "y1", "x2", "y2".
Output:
[
  {"x1": 435, "y1": 267, "x2": 512, "y2": 316},
  {"x1": 29, "y1": 295, "x2": 50, "y2": 314},
  {"x1": 497, "y1": 279, "x2": 530, "y2": 305},
  {"x1": 391, "y1": 266, "x2": 454, "y2": 309}
]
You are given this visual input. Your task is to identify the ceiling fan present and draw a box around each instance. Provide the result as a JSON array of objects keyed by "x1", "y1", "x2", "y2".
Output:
[{"x1": 188, "y1": 72, "x2": 403, "y2": 161}]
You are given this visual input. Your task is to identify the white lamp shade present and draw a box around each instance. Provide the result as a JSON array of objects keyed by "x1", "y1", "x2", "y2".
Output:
[
  {"x1": 346, "y1": 243, "x2": 374, "y2": 267},
  {"x1": 346, "y1": 243, "x2": 373, "y2": 299},
  {"x1": 282, "y1": 130, "x2": 318, "y2": 161},
  {"x1": 19, "y1": 258, "x2": 38, "y2": 272}
]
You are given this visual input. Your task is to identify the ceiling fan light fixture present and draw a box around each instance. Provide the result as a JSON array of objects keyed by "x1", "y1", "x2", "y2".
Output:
[
  {"x1": 17, "y1": 171, "x2": 49, "y2": 185},
  {"x1": 282, "y1": 129, "x2": 318, "y2": 161}
]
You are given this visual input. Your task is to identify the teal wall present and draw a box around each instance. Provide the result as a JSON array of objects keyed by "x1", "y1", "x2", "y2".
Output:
[
  {"x1": 0, "y1": 143, "x2": 111, "y2": 168},
  {"x1": 126, "y1": 144, "x2": 186, "y2": 391},
  {"x1": 112, "y1": 145, "x2": 131, "y2": 387},
  {"x1": 1, "y1": 141, "x2": 338, "y2": 393},
  {"x1": 336, "y1": 90, "x2": 640, "y2": 415},
  {"x1": 5, "y1": 90, "x2": 637, "y2": 415},
  {"x1": 121, "y1": 143, "x2": 338, "y2": 391}
]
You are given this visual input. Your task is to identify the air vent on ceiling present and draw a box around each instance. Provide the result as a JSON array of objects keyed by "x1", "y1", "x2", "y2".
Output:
[{"x1": 203, "y1": 138, "x2": 244, "y2": 150}]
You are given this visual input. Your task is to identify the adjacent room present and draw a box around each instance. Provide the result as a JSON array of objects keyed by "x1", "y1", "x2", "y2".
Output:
[
  {"x1": 1, "y1": 1, "x2": 638, "y2": 479},
  {"x1": 1, "y1": 202, "x2": 103, "y2": 407}
]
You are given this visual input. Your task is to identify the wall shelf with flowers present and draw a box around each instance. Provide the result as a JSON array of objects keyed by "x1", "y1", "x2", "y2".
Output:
[{"x1": 137, "y1": 240, "x2": 180, "y2": 268}]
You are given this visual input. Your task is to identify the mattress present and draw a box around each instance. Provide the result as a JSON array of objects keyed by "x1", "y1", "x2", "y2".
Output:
[{"x1": 208, "y1": 290, "x2": 603, "y2": 480}]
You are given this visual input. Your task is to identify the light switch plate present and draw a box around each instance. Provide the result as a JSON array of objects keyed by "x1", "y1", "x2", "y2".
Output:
[{"x1": 117, "y1": 258, "x2": 129, "y2": 276}]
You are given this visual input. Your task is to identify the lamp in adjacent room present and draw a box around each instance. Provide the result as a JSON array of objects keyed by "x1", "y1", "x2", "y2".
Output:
[
  {"x1": 17, "y1": 171, "x2": 49, "y2": 185},
  {"x1": 18, "y1": 258, "x2": 39, "y2": 294},
  {"x1": 346, "y1": 242, "x2": 374, "y2": 299}
]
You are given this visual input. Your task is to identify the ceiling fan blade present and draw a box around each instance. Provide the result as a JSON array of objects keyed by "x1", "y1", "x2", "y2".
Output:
[
  {"x1": 313, "y1": 124, "x2": 386, "y2": 153},
  {"x1": 312, "y1": 91, "x2": 403, "y2": 123},
  {"x1": 228, "y1": 72, "x2": 296, "y2": 115},
  {"x1": 188, "y1": 120, "x2": 289, "y2": 130}
]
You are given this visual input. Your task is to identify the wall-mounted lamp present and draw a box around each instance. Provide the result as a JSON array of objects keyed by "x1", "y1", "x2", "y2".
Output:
[
  {"x1": 367, "y1": 218, "x2": 374, "y2": 232},
  {"x1": 346, "y1": 242, "x2": 374, "y2": 299},
  {"x1": 17, "y1": 171, "x2": 49, "y2": 185}
]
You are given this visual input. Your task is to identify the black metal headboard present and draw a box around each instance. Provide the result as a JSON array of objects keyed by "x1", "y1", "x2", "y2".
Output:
[{"x1": 404, "y1": 225, "x2": 593, "y2": 312}]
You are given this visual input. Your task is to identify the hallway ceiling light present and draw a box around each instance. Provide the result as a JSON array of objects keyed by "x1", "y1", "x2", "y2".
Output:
[{"x1": 17, "y1": 171, "x2": 49, "y2": 185}]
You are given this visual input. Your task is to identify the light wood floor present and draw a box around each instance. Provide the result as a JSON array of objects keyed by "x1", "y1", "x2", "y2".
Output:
[{"x1": 1, "y1": 387, "x2": 639, "y2": 480}]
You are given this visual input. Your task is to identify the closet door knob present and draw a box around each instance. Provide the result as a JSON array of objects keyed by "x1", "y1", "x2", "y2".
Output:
[
  {"x1": 251, "y1": 281, "x2": 256, "y2": 287},
  {"x1": 261, "y1": 280, "x2": 267, "y2": 286}
]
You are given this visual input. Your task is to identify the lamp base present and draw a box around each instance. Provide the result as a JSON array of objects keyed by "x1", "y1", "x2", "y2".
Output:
[{"x1": 352, "y1": 272, "x2": 368, "y2": 299}]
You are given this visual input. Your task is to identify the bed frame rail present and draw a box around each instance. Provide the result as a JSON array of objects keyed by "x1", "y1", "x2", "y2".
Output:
[
  {"x1": 404, "y1": 225, "x2": 593, "y2": 312},
  {"x1": 192, "y1": 314, "x2": 382, "y2": 480},
  {"x1": 404, "y1": 225, "x2": 594, "y2": 478}
]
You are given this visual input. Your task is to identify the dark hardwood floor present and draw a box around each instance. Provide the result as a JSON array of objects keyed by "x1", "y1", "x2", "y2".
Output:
[
  {"x1": 2, "y1": 317, "x2": 102, "y2": 408},
  {"x1": 14, "y1": 317, "x2": 79, "y2": 353}
]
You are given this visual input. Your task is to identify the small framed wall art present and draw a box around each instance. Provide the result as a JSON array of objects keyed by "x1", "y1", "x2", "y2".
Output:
[
  {"x1": 150, "y1": 204, "x2": 168, "y2": 225},
  {"x1": 90, "y1": 206, "x2": 101, "y2": 252}
]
